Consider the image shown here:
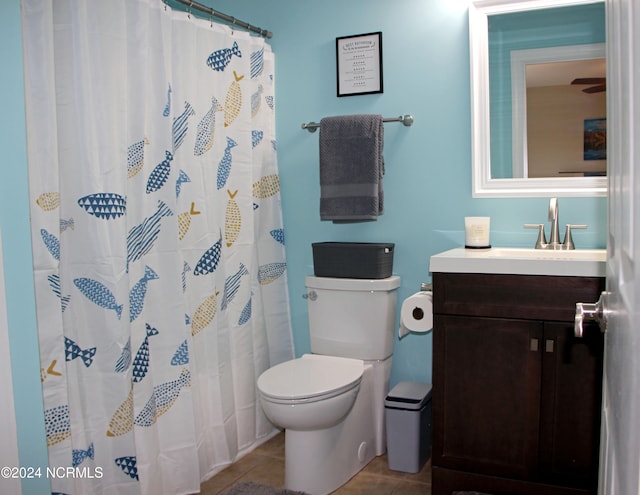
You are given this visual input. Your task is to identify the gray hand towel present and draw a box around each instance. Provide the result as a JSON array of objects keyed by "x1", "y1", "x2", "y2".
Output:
[{"x1": 319, "y1": 114, "x2": 384, "y2": 222}]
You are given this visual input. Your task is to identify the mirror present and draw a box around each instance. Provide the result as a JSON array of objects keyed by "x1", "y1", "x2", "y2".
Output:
[
  {"x1": 470, "y1": 0, "x2": 607, "y2": 198},
  {"x1": 511, "y1": 44, "x2": 605, "y2": 178}
]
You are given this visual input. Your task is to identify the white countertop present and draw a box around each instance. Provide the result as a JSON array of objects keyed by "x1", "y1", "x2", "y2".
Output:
[{"x1": 429, "y1": 247, "x2": 606, "y2": 277}]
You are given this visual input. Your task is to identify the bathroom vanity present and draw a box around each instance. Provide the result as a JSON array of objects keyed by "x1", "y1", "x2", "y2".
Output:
[{"x1": 429, "y1": 248, "x2": 606, "y2": 495}]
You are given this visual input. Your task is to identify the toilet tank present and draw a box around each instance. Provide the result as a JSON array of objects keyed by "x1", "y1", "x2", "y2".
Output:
[{"x1": 305, "y1": 275, "x2": 401, "y2": 361}]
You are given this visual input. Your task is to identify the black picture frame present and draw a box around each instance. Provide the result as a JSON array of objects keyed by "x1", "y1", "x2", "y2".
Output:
[{"x1": 336, "y1": 32, "x2": 383, "y2": 97}]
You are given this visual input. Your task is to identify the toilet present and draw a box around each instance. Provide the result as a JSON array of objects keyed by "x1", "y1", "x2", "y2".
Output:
[{"x1": 257, "y1": 275, "x2": 401, "y2": 495}]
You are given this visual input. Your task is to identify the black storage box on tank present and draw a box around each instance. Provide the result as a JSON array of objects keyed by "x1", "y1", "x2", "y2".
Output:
[{"x1": 312, "y1": 242, "x2": 395, "y2": 279}]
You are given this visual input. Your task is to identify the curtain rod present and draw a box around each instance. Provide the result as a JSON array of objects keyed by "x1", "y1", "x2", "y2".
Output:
[{"x1": 171, "y1": 0, "x2": 273, "y2": 39}]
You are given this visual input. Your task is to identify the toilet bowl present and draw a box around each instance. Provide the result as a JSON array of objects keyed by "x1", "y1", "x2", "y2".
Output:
[
  {"x1": 256, "y1": 275, "x2": 400, "y2": 495},
  {"x1": 257, "y1": 354, "x2": 363, "y2": 431},
  {"x1": 258, "y1": 354, "x2": 380, "y2": 495}
]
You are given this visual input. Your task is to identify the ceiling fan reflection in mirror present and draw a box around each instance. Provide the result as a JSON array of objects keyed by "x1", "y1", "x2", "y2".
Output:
[{"x1": 571, "y1": 77, "x2": 606, "y2": 93}]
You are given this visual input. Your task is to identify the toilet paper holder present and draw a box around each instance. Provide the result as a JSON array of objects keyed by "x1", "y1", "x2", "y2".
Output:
[
  {"x1": 412, "y1": 283, "x2": 432, "y2": 321},
  {"x1": 399, "y1": 283, "x2": 434, "y2": 339}
]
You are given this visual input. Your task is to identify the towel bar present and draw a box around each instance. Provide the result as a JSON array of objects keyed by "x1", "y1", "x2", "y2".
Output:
[{"x1": 301, "y1": 114, "x2": 414, "y2": 133}]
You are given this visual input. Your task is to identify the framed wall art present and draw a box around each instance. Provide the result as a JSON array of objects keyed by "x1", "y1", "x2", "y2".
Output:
[
  {"x1": 336, "y1": 32, "x2": 383, "y2": 97},
  {"x1": 583, "y1": 118, "x2": 606, "y2": 161}
]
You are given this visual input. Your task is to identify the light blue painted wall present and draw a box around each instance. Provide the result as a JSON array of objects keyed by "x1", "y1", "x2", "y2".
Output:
[
  {"x1": 1, "y1": 1, "x2": 50, "y2": 493},
  {"x1": 202, "y1": 0, "x2": 607, "y2": 388},
  {"x1": 4, "y1": 0, "x2": 607, "y2": 487}
]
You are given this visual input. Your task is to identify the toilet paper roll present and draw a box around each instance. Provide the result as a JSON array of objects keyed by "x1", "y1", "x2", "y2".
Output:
[{"x1": 399, "y1": 291, "x2": 433, "y2": 339}]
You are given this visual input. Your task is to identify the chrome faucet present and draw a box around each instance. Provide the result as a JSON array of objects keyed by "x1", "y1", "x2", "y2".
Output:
[
  {"x1": 524, "y1": 198, "x2": 587, "y2": 250},
  {"x1": 548, "y1": 197, "x2": 561, "y2": 247}
]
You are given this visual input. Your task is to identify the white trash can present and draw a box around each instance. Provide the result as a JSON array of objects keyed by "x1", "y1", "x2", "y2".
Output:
[{"x1": 385, "y1": 381, "x2": 432, "y2": 473}]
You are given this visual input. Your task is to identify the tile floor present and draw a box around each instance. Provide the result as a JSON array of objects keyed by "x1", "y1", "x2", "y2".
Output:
[{"x1": 198, "y1": 432, "x2": 432, "y2": 495}]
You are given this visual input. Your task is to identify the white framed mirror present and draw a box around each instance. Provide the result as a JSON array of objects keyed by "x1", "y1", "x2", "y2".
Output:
[{"x1": 470, "y1": 0, "x2": 607, "y2": 198}]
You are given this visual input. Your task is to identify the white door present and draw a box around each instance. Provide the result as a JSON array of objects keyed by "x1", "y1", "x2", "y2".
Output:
[{"x1": 597, "y1": 0, "x2": 640, "y2": 493}]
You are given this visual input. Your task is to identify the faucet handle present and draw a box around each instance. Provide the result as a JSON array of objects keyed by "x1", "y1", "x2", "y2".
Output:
[
  {"x1": 524, "y1": 223, "x2": 547, "y2": 249},
  {"x1": 563, "y1": 224, "x2": 587, "y2": 250}
]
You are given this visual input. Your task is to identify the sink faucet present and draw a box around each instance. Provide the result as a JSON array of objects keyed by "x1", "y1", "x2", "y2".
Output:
[
  {"x1": 548, "y1": 198, "x2": 561, "y2": 247},
  {"x1": 524, "y1": 198, "x2": 587, "y2": 250}
]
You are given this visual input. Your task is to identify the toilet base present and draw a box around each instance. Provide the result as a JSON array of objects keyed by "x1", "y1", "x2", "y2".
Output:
[{"x1": 284, "y1": 366, "x2": 377, "y2": 495}]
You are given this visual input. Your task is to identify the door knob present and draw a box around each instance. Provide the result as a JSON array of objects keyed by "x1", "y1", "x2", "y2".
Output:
[{"x1": 575, "y1": 291, "x2": 610, "y2": 337}]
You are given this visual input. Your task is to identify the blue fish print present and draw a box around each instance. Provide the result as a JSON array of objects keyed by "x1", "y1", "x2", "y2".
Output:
[
  {"x1": 221, "y1": 263, "x2": 249, "y2": 310},
  {"x1": 128, "y1": 138, "x2": 148, "y2": 178},
  {"x1": 133, "y1": 394, "x2": 158, "y2": 426},
  {"x1": 44, "y1": 404, "x2": 70, "y2": 446},
  {"x1": 270, "y1": 229, "x2": 285, "y2": 245},
  {"x1": 41, "y1": 229, "x2": 60, "y2": 261},
  {"x1": 48, "y1": 274, "x2": 71, "y2": 312},
  {"x1": 129, "y1": 266, "x2": 159, "y2": 322},
  {"x1": 193, "y1": 234, "x2": 222, "y2": 276},
  {"x1": 172, "y1": 101, "x2": 195, "y2": 152},
  {"x1": 206, "y1": 41, "x2": 241, "y2": 72},
  {"x1": 250, "y1": 47, "x2": 264, "y2": 78},
  {"x1": 239, "y1": 296, "x2": 252, "y2": 325},
  {"x1": 176, "y1": 169, "x2": 191, "y2": 198},
  {"x1": 115, "y1": 456, "x2": 138, "y2": 481},
  {"x1": 163, "y1": 84, "x2": 172, "y2": 117},
  {"x1": 65, "y1": 337, "x2": 96, "y2": 367},
  {"x1": 126, "y1": 200, "x2": 174, "y2": 270},
  {"x1": 132, "y1": 324, "x2": 159, "y2": 383},
  {"x1": 74, "y1": 277, "x2": 123, "y2": 319},
  {"x1": 258, "y1": 262, "x2": 287, "y2": 285},
  {"x1": 115, "y1": 337, "x2": 131, "y2": 373},
  {"x1": 251, "y1": 86, "x2": 263, "y2": 117},
  {"x1": 134, "y1": 368, "x2": 191, "y2": 427},
  {"x1": 146, "y1": 151, "x2": 173, "y2": 194},
  {"x1": 72, "y1": 443, "x2": 94, "y2": 468},
  {"x1": 60, "y1": 218, "x2": 74, "y2": 232},
  {"x1": 194, "y1": 97, "x2": 222, "y2": 156},
  {"x1": 251, "y1": 130, "x2": 264, "y2": 148},
  {"x1": 216, "y1": 137, "x2": 238, "y2": 190},
  {"x1": 77, "y1": 193, "x2": 127, "y2": 220},
  {"x1": 171, "y1": 340, "x2": 189, "y2": 366},
  {"x1": 134, "y1": 390, "x2": 156, "y2": 427},
  {"x1": 182, "y1": 261, "x2": 191, "y2": 292},
  {"x1": 266, "y1": 95, "x2": 274, "y2": 110}
]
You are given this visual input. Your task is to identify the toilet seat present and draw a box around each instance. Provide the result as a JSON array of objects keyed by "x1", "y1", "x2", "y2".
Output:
[{"x1": 258, "y1": 354, "x2": 364, "y2": 404}]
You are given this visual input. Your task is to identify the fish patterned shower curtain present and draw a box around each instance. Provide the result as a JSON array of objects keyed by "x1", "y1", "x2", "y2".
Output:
[{"x1": 22, "y1": 0, "x2": 294, "y2": 493}]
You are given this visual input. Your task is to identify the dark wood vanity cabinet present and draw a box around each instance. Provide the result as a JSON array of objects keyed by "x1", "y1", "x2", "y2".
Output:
[{"x1": 431, "y1": 272, "x2": 605, "y2": 495}]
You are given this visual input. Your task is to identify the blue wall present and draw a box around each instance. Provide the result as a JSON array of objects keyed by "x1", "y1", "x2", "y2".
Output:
[
  {"x1": 207, "y1": 0, "x2": 607, "y2": 386},
  {"x1": 4, "y1": 0, "x2": 606, "y2": 490},
  {"x1": 1, "y1": 1, "x2": 50, "y2": 493}
]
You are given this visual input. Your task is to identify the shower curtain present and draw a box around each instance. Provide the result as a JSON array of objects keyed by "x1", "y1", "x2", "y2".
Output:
[{"x1": 22, "y1": 1, "x2": 294, "y2": 493}]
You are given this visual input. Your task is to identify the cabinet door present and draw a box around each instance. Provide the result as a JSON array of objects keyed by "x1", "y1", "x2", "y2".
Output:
[
  {"x1": 433, "y1": 315, "x2": 542, "y2": 479},
  {"x1": 539, "y1": 321, "x2": 603, "y2": 489}
]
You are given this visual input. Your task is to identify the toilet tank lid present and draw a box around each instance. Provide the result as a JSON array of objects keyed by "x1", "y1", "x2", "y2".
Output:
[{"x1": 305, "y1": 275, "x2": 400, "y2": 291}]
